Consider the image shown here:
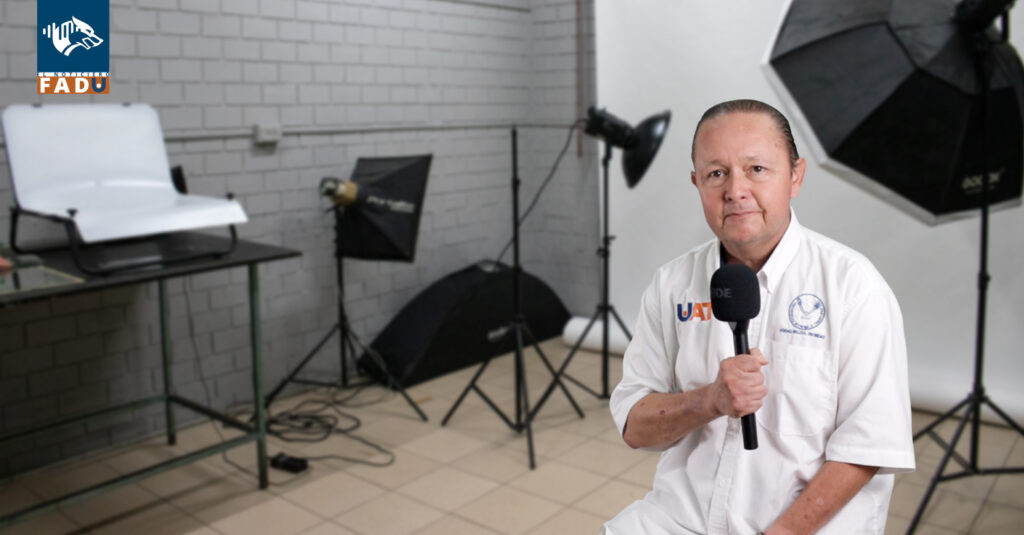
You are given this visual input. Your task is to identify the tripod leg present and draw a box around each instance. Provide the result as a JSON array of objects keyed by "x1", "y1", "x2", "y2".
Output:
[
  {"x1": 340, "y1": 319, "x2": 350, "y2": 388},
  {"x1": 346, "y1": 330, "x2": 428, "y2": 421},
  {"x1": 535, "y1": 309, "x2": 602, "y2": 413},
  {"x1": 265, "y1": 324, "x2": 340, "y2": 409},
  {"x1": 907, "y1": 401, "x2": 974, "y2": 534},
  {"x1": 983, "y1": 398, "x2": 1024, "y2": 437},
  {"x1": 604, "y1": 306, "x2": 634, "y2": 398},
  {"x1": 913, "y1": 395, "x2": 971, "y2": 441},
  {"x1": 523, "y1": 325, "x2": 584, "y2": 419},
  {"x1": 442, "y1": 358, "x2": 494, "y2": 426},
  {"x1": 514, "y1": 327, "x2": 536, "y2": 469},
  {"x1": 609, "y1": 306, "x2": 633, "y2": 340},
  {"x1": 342, "y1": 332, "x2": 361, "y2": 380},
  {"x1": 367, "y1": 346, "x2": 428, "y2": 421}
]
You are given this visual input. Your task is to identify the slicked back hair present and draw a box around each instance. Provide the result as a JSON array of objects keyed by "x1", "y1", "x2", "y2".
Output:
[{"x1": 690, "y1": 99, "x2": 799, "y2": 169}]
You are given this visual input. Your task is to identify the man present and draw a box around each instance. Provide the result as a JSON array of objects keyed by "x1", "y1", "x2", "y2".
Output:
[{"x1": 604, "y1": 99, "x2": 915, "y2": 535}]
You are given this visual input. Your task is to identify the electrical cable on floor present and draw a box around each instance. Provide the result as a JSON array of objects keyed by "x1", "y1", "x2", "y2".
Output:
[
  {"x1": 179, "y1": 284, "x2": 395, "y2": 484},
  {"x1": 330, "y1": 382, "x2": 394, "y2": 408},
  {"x1": 224, "y1": 395, "x2": 395, "y2": 467}
]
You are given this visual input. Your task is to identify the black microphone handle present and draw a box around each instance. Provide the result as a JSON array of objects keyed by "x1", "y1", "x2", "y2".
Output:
[{"x1": 732, "y1": 325, "x2": 758, "y2": 450}]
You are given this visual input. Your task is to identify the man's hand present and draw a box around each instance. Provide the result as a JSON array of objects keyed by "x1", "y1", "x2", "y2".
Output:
[
  {"x1": 765, "y1": 461, "x2": 879, "y2": 535},
  {"x1": 712, "y1": 348, "x2": 768, "y2": 418},
  {"x1": 621, "y1": 348, "x2": 767, "y2": 450}
]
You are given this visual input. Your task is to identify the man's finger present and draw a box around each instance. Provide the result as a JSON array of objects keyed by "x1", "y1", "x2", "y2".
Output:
[
  {"x1": 750, "y1": 348, "x2": 769, "y2": 366},
  {"x1": 731, "y1": 353, "x2": 765, "y2": 372}
]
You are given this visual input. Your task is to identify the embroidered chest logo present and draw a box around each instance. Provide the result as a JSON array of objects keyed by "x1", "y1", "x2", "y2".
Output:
[
  {"x1": 788, "y1": 294, "x2": 826, "y2": 330},
  {"x1": 677, "y1": 302, "x2": 712, "y2": 322}
]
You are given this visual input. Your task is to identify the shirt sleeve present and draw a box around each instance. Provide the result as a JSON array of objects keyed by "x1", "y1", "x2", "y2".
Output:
[
  {"x1": 825, "y1": 267, "x2": 916, "y2": 474},
  {"x1": 609, "y1": 269, "x2": 677, "y2": 445}
]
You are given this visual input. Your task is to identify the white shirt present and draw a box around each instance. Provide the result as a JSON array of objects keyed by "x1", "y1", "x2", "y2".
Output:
[{"x1": 606, "y1": 213, "x2": 915, "y2": 535}]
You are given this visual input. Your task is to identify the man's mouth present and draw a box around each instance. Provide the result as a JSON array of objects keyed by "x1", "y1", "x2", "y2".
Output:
[{"x1": 725, "y1": 210, "x2": 760, "y2": 220}]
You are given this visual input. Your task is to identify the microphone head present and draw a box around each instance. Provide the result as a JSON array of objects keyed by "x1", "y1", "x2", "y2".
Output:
[{"x1": 710, "y1": 263, "x2": 760, "y2": 322}]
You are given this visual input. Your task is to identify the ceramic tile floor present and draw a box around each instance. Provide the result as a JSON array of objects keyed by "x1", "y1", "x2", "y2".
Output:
[{"x1": 3, "y1": 338, "x2": 1024, "y2": 534}]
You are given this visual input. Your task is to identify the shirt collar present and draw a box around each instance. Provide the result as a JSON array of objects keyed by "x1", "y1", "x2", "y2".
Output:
[
  {"x1": 758, "y1": 208, "x2": 802, "y2": 294},
  {"x1": 716, "y1": 208, "x2": 803, "y2": 295}
]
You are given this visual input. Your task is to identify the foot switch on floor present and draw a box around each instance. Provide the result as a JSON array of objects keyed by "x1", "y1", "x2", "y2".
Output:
[{"x1": 270, "y1": 453, "x2": 308, "y2": 473}]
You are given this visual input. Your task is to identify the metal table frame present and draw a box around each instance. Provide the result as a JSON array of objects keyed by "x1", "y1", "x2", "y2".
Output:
[{"x1": 0, "y1": 232, "x2": 300, "y2": 528}]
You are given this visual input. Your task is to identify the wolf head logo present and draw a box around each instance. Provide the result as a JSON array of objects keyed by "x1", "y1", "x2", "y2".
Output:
[{"x1": 42, "y1": 16, "x2": 104, "y2": 57}]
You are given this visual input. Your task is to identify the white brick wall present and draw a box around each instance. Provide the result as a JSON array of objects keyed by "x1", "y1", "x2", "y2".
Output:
[{"x1": 0, "y1": 0, "x2": 597, "y2": 477}]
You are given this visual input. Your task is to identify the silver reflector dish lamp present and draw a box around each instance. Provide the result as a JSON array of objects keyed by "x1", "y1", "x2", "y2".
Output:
[{"x1": 584, "y1": 106, "x2": 672, "y2": 188}]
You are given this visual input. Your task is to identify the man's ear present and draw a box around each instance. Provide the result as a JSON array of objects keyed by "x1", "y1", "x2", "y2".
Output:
[
  {"x1": 691, "y1": 170, "x2": 698, "y2": 187},
  {"x1": 790, "y1": 158, "x2": 806, "y2": 198}
]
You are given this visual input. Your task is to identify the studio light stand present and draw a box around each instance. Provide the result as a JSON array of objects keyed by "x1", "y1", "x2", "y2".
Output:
[
  {"x1": 907, "y1": 4, "x2": 1024, "y2": 533},
  {"x1": 442, "y1": 127, "x2": 584, "y2": 469},
  {"x1": 541, "y1": 143, "x2": 631, "y2": 403},
  {"x1": 264, "y1": 208, "x2": 427, "y2": 421},
  {"x1": 265, "y1": 155, "x2": 434, "y2": 422},
  {"x1": 532, "y1": 107, "x2": 670, "y2": 412}
]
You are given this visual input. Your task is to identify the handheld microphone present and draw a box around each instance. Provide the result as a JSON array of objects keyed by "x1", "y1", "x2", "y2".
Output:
[{"x1": 710, "y1": 263, "x2": 761, "y2": 450}]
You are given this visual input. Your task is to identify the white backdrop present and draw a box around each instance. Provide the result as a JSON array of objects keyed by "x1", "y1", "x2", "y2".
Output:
[{"x1": 596, "y1": 0, "x2": 1024, "y2": 420}]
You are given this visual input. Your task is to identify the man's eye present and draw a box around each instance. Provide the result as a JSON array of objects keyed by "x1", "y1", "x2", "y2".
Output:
[
  {"x1": 708, "y1": 170, "x2": 723, "y2": 178},
  {"x1": 751, "y1": 165, "x2": 765, "y2": 173}
]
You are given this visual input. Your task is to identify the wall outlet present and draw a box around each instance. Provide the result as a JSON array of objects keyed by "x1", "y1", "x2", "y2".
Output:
[{"x1": 254, "y1": 122, "x2": 282, "y2": 145}]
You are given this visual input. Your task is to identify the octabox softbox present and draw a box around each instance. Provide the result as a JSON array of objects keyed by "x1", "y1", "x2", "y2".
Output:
[{"x1": 764, "y1": 0, "x2": 1024, "y2": 224}]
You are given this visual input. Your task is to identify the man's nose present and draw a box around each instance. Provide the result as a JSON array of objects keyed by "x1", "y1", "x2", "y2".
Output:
[{"x1": 723, "y1": 171, "x2": 750, "y2": 201}]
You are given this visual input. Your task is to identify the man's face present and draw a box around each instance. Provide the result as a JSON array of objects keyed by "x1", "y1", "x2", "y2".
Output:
[{"x1": 690, "y1": 112, "x2": 805, "y2": 258}]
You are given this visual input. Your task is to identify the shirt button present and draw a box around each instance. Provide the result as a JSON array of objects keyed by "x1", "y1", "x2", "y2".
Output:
[{"x1": 718, "y1": 479, "x2": 727, "y2": 488}]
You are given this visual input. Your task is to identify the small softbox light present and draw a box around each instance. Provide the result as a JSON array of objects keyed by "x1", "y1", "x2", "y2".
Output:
[
  {"x1": 764, "y1": 0, "x2": 1024, "y2": 224},
  {"x1": 326, "y1": 154, "x2": 432, "y2": 262}
]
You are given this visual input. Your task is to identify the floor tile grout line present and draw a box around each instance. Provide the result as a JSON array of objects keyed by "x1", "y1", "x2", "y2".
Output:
[
  {"x1": 443, "y1": 484, "x2": 565, "y2": 535},
  {"x1": 59, "y1": 482, "x2": 168, "y2": 533},
  {"x1": 414, "y1": 504, "x2": 523, "y2": 535},
  {"x1": 328, "y1": 481, "x2": 464, "y2": 532},
  {"x1": 4, "y1": 435, "x2": 250, "y2": 533},
  {"x1": 151, "y1": 476, "x2": 235, "y2": 535},
  {"x1": 331, "y1": 471, "x2": 567, "y2": 535},
  {"x1": 263, "y1": 473, "x2": 367, "y2": 526},
  {"x1": 24, "y1": 349, "x2": 1017, "y2": 535},
  {"x1": 964, "y1": 430, "x2": 1024, "y2": 533},
  {"x1": 906, "y1": 415, "x2": 1024, "y2": 525},
  {"x1": 10, "y1": 438, "x2": 616, "y2": 526}
]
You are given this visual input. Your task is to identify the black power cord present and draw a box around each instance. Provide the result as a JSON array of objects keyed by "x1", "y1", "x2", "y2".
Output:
[
  {"x1": 224, "y1": 393, "x2": 395, "y2": 468},
  {"x1": 172, "y1": 120, "x2": 588, "y2": 478},
  {"x1": 494, "y1": 120, "x2": 586, "y2": 265},
  {"x1": 179, "y1": 283, "x2": 395, "y2": 484}
]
